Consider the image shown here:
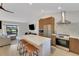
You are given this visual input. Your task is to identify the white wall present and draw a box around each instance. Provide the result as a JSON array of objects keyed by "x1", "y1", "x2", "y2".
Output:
[
  {"x1": 19, "y1": 23, "x2": 29, "y2": 36},
  {"x1": 56, "y1": 11, "x2": 79, "y2": 36},
  {"x1": 29, "y1": 11, "x2": 79, "y2": 36},
  {"x1": 66, "y1": 11, "x2": 79, "y2": 23},
  {"x1": 1, "y1": 11, "x2": 79, "y2": 37},
  {"x1": 56, "y1": 23, "x2": 79, "y2": 36},
  {"x1": 0, "y1": 21, "x2": 29, "y2": 36}
]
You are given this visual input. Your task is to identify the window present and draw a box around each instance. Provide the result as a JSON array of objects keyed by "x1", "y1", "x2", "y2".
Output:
[{"x1": 6, "y1": 25, "x2": 18, "y2": 36}]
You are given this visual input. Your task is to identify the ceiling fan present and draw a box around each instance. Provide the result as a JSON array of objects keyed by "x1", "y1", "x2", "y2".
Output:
[{"x1": 0, "y1": 3, "x2": 14, "y2": 13}]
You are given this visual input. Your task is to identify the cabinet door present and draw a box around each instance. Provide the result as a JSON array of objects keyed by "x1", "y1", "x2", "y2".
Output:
[
  {"x1": 69, "y1": 38, "x2": 79, "y2": 54},
  {"x1": 43, "y1": 25, "x2": 52, "y2": 37},
  {"x1": 51, "y1": 34, "x2": 56, "y2": 46}
]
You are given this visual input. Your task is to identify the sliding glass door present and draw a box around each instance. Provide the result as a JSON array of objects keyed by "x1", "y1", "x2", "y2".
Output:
[{"x1": 6, "y1": 25, "x2": 18, "y2": 36}]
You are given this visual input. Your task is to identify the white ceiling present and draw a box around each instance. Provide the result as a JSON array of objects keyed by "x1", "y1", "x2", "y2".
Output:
[{"x1": 0, "y1": 3, "x2": 79, "y2": 23}]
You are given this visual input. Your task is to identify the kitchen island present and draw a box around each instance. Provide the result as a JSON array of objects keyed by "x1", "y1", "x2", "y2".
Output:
[{"x1": 21, "y1": 35, "x2": 51, "y2": 56}]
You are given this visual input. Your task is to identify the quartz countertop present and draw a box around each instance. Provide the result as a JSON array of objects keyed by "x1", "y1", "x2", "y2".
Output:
[
  {"x1": 52, "y1": 34, "x2": 69, "y2": 40},
  {"x1": 21, "y1": 35, "x2": 51, "y2": 46},
  {"x1": 21, "y1": 35, "x2": 51, "y2": 56},
  {"x1": 52, "y1": 34, "x2": 79, "y2": 40},
  {"x1": 70, "y1": 36, "x2": 79, "y2": 39}
]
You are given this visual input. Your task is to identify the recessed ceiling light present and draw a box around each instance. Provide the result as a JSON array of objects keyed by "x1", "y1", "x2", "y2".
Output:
[
  {"x1": 41, "y1": 9, "x2": 45, "y2": 13},
  {"x1": 58, "y1": 6, "x2": 62, "y2": 10},
  {"x1": 29, "y1": 3, "x2": 32, "y2": 5}
]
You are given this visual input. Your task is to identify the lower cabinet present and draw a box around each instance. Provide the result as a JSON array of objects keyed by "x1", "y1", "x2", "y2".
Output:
[
  {"x1": 51, "y1": 35, "x2": 79, "y2": 54},
  {"x1": 69, "y1": 37, "x2": 79, "y2": 54},
  {"x1": 51, "y1": 34, "x2": 56, "y2": 46}
]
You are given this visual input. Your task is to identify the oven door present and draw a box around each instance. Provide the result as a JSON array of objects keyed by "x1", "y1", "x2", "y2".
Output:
[{"x1": 56, "y1": 38, "x2": 69, "y2": 48}]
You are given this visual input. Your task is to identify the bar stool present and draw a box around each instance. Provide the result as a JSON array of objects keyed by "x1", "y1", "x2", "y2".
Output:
[
  {"x1": 24, "y1": 43, "x2": 39, "y2": 56},
  {"x1": 18, "y1": 39, "x2": 28, "y2": 55}
]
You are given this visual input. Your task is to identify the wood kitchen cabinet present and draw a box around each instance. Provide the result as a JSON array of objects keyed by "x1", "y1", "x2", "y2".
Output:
[
  {"x1": 39, "y1": 16, "x2": 55, "y2": 37},
  {"x1": 69, "y1": 37, "x2": 79, "y2": 54},
  {"x1": 51, "y1": 34, "x2": 56, "y2": 46}
]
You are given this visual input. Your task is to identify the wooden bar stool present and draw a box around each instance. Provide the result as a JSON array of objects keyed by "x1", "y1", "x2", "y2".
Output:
[
  {"x1": 24, "y1": 43, "x2": 39, "y2": 56},
  {"x1": 18, "y1": 39, "x2": 28, "y2": 55}
]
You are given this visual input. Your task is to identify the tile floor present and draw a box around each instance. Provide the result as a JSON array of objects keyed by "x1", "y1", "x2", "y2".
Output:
[
  {"x1": 0, "y1": 40, "x2": 78, "y2": 56},
  {"x1": 51, "y1": 46, "x2": 78, "y2": 56}
]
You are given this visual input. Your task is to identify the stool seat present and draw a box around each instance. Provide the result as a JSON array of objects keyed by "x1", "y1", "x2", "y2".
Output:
[
  {"x1": 24, "y1": 43, "x2": 39, "y2": 56},
  {"x1": 18, "y1": 39, "x2": 28, "y2": 55},
  {"x1": 18, "y1": 39, "x2": 39, "y2": 56}
]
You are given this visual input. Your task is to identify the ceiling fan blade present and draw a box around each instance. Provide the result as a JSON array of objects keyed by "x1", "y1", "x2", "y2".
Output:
[
  {"x1": 4, "y1": 9, "x2": 14, "y2": 13},
  {"x1": 1, "y1": 3, "x2": 3, "y2": 6},
  {"x1": 1, "y1": 7, "x2": 14, "y2": 13}
]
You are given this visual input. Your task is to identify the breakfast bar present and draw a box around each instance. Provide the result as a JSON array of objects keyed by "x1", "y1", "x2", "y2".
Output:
[{"x1": 21, "y1": 35, "x2": 51, "y2": 56}]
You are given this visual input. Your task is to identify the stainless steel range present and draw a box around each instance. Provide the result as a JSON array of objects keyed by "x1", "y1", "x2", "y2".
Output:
[{"x1": 56, "y1": 34, "x2": 69, "y2": 48}]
